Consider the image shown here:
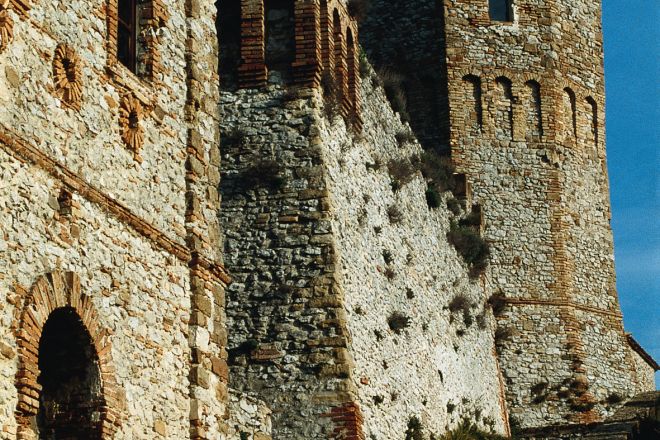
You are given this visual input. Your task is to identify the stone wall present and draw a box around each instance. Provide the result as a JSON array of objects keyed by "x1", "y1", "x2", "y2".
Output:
[
  {"x1": 0, "y1": 0, "x2": 230, "y2": 438},
  {"x1": 0, "y1": 150, "x2": 193, "y2": 438},
  {"x1": 321, "y1": 65, "x2": 509, "y2": 438},
  {"x1": 627, "y1": 337, "x2": 658, "y2": 394},
  {"x1": 219, "y1": 85, "x2": 354, "y2": 439},
  {"x1": 219, "y1": 56, "x2": 508, "y2": 440},
  {"x1": 226, "y1": 390, "x2": 272, "y2": 440}
]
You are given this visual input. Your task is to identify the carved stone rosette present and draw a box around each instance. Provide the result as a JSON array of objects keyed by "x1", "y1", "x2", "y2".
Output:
[
  {"x1": 119, "y1": 94, "x2": 145, "y2": 162},
  {"x1": 0, "y1": 0, "x2": 13, "y2": 54},
  {"x1": 52, "y1": 43, "x2": 83, "y2": 109}
]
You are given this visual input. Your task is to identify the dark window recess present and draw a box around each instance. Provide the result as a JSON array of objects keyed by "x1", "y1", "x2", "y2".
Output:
[
  {"x1": 489, "y1": 0, "x2": 513, "y2": 22},
  {"x1": 37, "y1": 308, "x2": 104, "y2": 439},
  {"x1": 217, "y1": 0, "x2": 241, "y2": 89},
  {"x1": 265, "y1": 0, "x2": 295, "y2": 81},
  {"x1": 117, "y1": 0, "x2": 138, "y2": 72}
]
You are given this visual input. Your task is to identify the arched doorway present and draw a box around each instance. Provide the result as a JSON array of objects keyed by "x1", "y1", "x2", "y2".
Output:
[
  {"x1": 14, "y1": 271, "x2": 122, "y2": 439},
  {"x1": 37, "y1": 307, "x2": 104, "y2": 439}
]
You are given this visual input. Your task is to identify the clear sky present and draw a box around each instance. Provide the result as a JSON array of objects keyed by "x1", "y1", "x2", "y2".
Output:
[{"x1": 602, "y1": 0, "x2": 660, "y2": 387}]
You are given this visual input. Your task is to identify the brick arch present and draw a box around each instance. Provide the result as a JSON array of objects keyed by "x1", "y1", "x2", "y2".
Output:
[{"x1": 13, "y1": 271, "x2": 123, "y2": 439}]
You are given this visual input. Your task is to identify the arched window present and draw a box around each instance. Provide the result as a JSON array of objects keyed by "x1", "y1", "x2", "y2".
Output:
[
  {"x1": 333, "y1": 9, "x2": 346, "y2": 105},
  {"x1": 495, "y1": 76, "x2": 514, "y2": 140},
  {"x1": 563, "y1": 87, "x2": 577, "y2": 138},
  {"x1": 217, "y1": 0, "x2": 241, "y2": 89},
  {"x1": 37, "y1": 308, "x2": 104, "y2": 439},
  {"x1": 265, "y1": 0, "x2": 295, "y2": 82},
  {"x1": 462, "y1": 75, "x2": 483, "y2": 131},
  {"x1": 587, "y1": 97, "x2": 598, "y2": 148},
  {"x1": 320, "y1": 0, "x2": 333, "y2": 73},
  {"x1": 489, "y1": 0, "x2": 513, "y2": 22},
  {"x1": 117, "y1": 0, "x2": 138, "y2": 72},
  {"x1": 524, "y1": 80, "x2": 543, "y2": 140},
  {"x1": 346, "y1": 28, "x2": 358, "y2": 110}
]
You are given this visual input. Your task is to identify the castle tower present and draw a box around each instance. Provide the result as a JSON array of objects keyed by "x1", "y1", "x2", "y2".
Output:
[{"x1": 360, "y1": 0, "x2": 654, "y2": 430}]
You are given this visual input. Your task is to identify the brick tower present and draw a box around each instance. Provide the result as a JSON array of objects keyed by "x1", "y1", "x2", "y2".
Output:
[{"x1": 361, "y1": 0, "x2": 650, "y2": 430}]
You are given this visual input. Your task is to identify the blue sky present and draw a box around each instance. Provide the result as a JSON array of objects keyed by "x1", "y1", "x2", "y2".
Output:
[{"x1": 602, "y1": 0, "x2": 660, "y2": 387}]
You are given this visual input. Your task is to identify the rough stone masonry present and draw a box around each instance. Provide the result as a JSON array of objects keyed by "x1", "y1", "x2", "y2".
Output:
[{"x1": 0, "y1": 0, "x2": 656, "y2": 439}]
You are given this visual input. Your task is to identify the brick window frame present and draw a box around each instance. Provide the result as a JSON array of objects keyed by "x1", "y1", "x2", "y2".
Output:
[
  {"x1": 13, "y1": 272, "x2": 123, "y2": 439},
  {"x1": 106, "y1": 0, "x2": 168, "y2": 82}
]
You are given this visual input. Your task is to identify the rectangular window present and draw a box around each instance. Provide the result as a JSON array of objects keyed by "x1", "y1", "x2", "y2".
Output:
[
  {"x1": 117, "y1": 0, "x2": 137, "y2": 72},
  {"x1": 489, "y1": 0, "x2": 513, "y2": 22}
]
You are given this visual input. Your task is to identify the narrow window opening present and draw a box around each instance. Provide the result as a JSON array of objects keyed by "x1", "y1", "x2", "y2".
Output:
[
  {"x1": 564, "y1": 87, "x2": 577, "y2": 138},
  {"x1": 463, "y1": 75, "x2": 483, "y2": 131},
  {"x1": 37, "y1": 307, "x2": 104, "y2": 439},
  {"x1": 265, "y1": 0, "x2": 295, "y2": 83},
  {"x1": 320, "y1": 0, "x2": 333, "y2": 74},
  {"x1": 587, "y1": 97, "x2": 598, "y2": 149},
  {"x1": 495, "y1": 77, "x2": 514, "y2": 140},
  {"x1": 117, "y1": 0, "x2": 138, "y2": 73},
  {"x1": 332, "y1": 9, "x2": 346, "y2": 104},
  {"x1": 489, "y1": 0, "x2": 513, "y2": 22},
  {"x1": 525, "y1": 80, "x2": 543, "y2": 140},
  {"x1": 346, "y1": 28, "x2": 357, "y2": 110},
  {"x1": 217, "y1": 0, "x2": 241, "y2": 90}
]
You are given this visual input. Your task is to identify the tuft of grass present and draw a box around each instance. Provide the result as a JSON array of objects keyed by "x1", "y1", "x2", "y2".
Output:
[
  {"x1": 446, "y1": 197, "x2": 462, "y2": 215},
  {"x1": 405, "y1": 416, "x2": 424, "y2": 440},
  {"x1": 395, "y1": 130, "x2": 416, "y2": 147},
  {"x1": 388, "y1": 158, "x2": 417, "y2": 191},
  {"x1": 434, "y1": 420, "x2": 508, "y2": 440},
  {"x1": 321, "y1": 72, "x2": 340, "y2": 119},
  {"x1": 426, "y1": 187, "x2": 441, "y2": 209},
  {"x1": 448, "y1": 294, "x2": 471, "y2": 314},
  {"x1": 387, "y1": 312, "x2": 411, "y2": 334},
  {"x1": 494, "y1": 327, "x2": 513, "y2": 344},
  {"x1": 420, "y1": 151, "x2": 457, "y2": 193},
  {"x1": 377, "y1": 67, "x2": 410, "y2": 122},
  {"x1": 487, "y1": 293, "x2": 507, "y2": 316},
  {"x1": 359, "y1": 48, "x2": 370, "y2": 77},
  {"x1": 447, "y1": 221, "x2": 490, "y2": 277},
  {"x1": 387, "y1": 205, "x2": 404, "y2": 224}
]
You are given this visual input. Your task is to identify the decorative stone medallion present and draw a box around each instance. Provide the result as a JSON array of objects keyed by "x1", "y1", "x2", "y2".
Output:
[
  {"x1": 52, "y1": 43, "x2": 83, "y2": 109},
  {"x1": 0, "y1": 0, "x2": 13, "y2": 54},
  {"x1": 119, "y1": 94, "x2": 145, "y2": 162}
]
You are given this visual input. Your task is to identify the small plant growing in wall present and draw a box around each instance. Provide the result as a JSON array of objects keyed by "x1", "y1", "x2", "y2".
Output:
[
  {"x1": 447, "y1": 221, "x2": 490, "y2": 278},
  {"x1": 376, "y1": 67, "x2": 410, "y2": 122},
  {"x1": 387, "y1": 205, "x2": 404, "y2": 224},
  {"x1": 433, "y1": 420, "x2": 508, "y2": 440},
  {"x1": 387, "y1": 312, "x2": 411, "y2": 334},
  {"x1": 395, "y1": 130, "x2": 416, "y2": 147},
  {"x1": 388, "y1": 158, "x2": 417, "y2": 192},
  {"x1": 494, "y1": 326, "x2": 514, "y2": 345},
  {"x1": 446, "y1": 197, "x2": 461, "y2": 215},
  {"x1": 426, "y1": 187, "x2": 441, "y2": 209},
  {"x1": 487, "y1": 292, "x2": 507, "y2": 316},
  {"x1": 405, "y1": 416, "x2": 424, "y2": 440},
  {"x1": 531, "y1": 381, "x2": 550, "y2": 404},
  {"x1": 321, "y1": 72, "x2": 340, "y2": 120}
]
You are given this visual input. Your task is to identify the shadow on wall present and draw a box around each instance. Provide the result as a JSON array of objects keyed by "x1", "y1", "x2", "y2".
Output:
[{"x1": 359, "y1": 0, "x2": 451, "y2": 154}]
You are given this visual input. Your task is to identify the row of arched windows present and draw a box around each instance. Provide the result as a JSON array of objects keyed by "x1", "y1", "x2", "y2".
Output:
[
  {"x1": 461, "y1": 75, "x2": 599, "y2": 148},
  {"x1": 217, "y1": 0, "x2": 360, "y2": 116}
]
